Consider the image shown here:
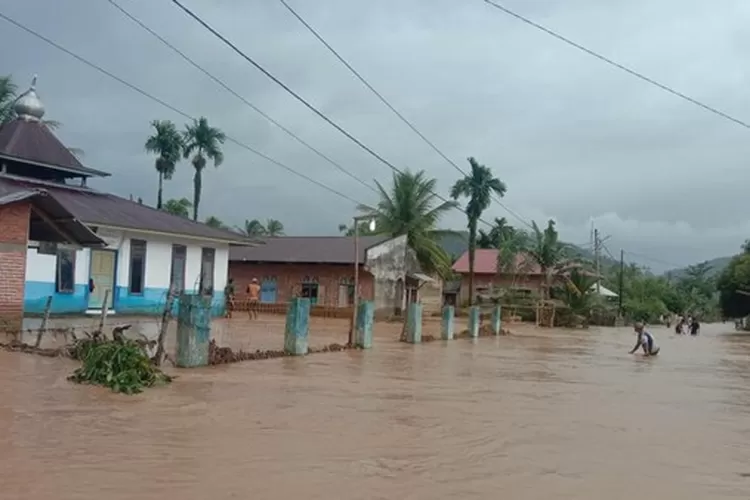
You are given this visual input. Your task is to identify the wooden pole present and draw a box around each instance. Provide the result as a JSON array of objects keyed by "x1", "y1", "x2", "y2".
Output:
[
  {"x1": 97, "y1": 289, "x2": 110, "y2": 337},
  {"x1": 35, "y1": 295, "x2": 53, "y2": 348},
  {"x1": 618, "y1": 249, "x2": 624, "y2": 318},
  {"x1": 349, "y1": 219, "x2": 359, "y2": 346},
  {"x1": 153, "y1": 289, "x2": 177, "y2": 366}
]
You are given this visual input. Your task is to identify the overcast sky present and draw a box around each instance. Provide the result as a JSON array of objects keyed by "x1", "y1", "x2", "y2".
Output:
[{"x1": 2, "y1": 0, "x2": 750, "y2": 272}]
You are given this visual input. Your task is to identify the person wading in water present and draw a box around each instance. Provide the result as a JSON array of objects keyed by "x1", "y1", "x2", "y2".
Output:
[
  {"x1": 247, "y1": 278, "x2": 261, "y2": 320},
  {"x1": 224, "y1": 277, "x2": 236, "y2": 318},
  {"x1": 630, "y1": 322, "x2": 660, "y2": 356}
]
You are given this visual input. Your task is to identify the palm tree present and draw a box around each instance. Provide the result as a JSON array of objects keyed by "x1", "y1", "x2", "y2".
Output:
[
  {"x1": 525, "y1": 220, "x2": 574, "y2": 299},
  {"x1": 162, "y1": 197, "x2": 192, "y2": 218},
  {"x1": 144, "y1": 120, "x2": 183, "y2": 209},
  {"x1": 451, "y1": 157, "x2": 507, "y2": 305},
  {"x1": 0, "y1": 76, "x2": 17, "y2": 124},
  {"x1": 237, "y1": 219, "x2": 267, "y2": 237},
  {"x1": 477, "y1": 217, "x2": 515, "y2": 249},
  {"x1": 204, "y1": 216, "x2": 226, "y2": 229},
  {"x1": 265, "y1": 218, "x2": 285, "y2": 236},
  {"x1": 358, "y1": 169, "x2": 457, "y2": 277},
  {"x1": 182, "y1": 117, "x2": 226, "y2": 221}
]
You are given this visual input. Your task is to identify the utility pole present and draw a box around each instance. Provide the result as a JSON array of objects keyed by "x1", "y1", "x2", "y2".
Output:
[
  {"x1": 594, "y1": 228, "x2": 601, "y2": 293},
  {"x1": 618, "y1": 249, "x2": 624, "y2": 317}
]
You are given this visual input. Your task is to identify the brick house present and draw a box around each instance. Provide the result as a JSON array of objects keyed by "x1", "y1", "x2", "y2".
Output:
[
  {"x1": 451, "y1": 249, "x2": 546, "y2": 305},
  {"x1": 0, "y1": 77, "x2": 249, "y2": 327},
  {"x1": 229, "y1": 235, "x2": 440, "y2": 315}
]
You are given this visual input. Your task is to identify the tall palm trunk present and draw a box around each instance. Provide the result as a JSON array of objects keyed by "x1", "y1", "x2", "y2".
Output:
[
  {"x1": 157, "y1": 172, "x2": 164, "y2": 209},
  {"x1": 192, "y1": 168, "x2": 202, "y2": 221},
  {"x1": 467, "y1": 217, "x2": 478, "y2": 305}
]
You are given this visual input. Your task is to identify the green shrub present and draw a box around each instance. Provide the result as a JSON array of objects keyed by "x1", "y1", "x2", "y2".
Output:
[{"x1": 69, "y1": 339, "x2": 172, "y2": 394}]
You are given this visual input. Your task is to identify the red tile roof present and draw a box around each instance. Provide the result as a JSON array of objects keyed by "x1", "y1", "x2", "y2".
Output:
[
  {"x1": 451, "y1": 249, "x2": 542, "y2": 275},
  {"x1": 0, "y1": 119, "x2": 109, "y2": 177}
]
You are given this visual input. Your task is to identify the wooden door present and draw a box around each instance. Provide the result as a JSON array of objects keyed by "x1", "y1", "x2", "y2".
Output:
[
  {"x1": 88, "y1": 250, "x2": 115, "y2": 310},
  {"x1": 338, "y1": 285, "x2": 349, "y2": 307}
]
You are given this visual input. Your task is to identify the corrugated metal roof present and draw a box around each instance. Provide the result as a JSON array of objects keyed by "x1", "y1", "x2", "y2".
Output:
[
  {"x1": 452, "y1": 248, "x2": 542, "y2": 275},
  {"x1": 229, "y1": 235, "x2": 391, "y2": 264},
  {"x1": 0, "y1": 188, "x2": 105, "y2": 247},
  {"x1": 0, "y1": 177, "x2": 252, "y2": 245},
  {"x1": 0, "y1": 119, "x2": 109, "y2": 177}
]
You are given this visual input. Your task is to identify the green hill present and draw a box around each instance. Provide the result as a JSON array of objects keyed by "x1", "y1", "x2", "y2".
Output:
[{"x1": 666, "y1": 256, "x2": 734, "y2": 279}]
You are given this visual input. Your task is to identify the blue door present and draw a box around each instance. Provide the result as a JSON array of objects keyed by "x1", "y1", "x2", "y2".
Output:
[{"x1": 260, "y1": 279, "x2": 277, "y2": 303}]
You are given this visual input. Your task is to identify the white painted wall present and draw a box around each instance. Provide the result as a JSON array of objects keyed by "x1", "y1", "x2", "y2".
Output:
[
  {"x1": 25, "y1": 229, "x2": 230, "y2": 295},
  {"x1": 26, "y1": 243, "x2": 90, "y2": 286}
]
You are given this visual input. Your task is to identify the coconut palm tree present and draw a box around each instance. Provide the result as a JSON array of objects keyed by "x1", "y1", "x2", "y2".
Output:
[
  {"x1": 182, "y1": 117, "x2": 226, "y2": 221},
  {"x1": 451, "y1": 157, "x2": 507, "y2": 305},
  {"x1": 358, "y1": 169, "x2": 457, "y2": 277},
  {"x1": 162, "y1": 197, "x2": 192, "y2": 218},
  {"x1": 525, "y1": 219, "x2": 575, "y2": 300},
  {"x1": 265, "y1": 218, "x2": 285, "y2": 236},
  {"x1": 144, "y1": 120, "x2": 183, "y2": 209},
  {"x1": 204, "y1": 216, "x2": 226, "y2": 229},
  {"x1": 237, "y1": 219, "x2": 267, "y2": 237}
]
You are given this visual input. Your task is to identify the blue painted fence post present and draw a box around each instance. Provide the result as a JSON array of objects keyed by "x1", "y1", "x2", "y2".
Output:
[
  {"x1": 175, "y1": 293, "x2": 211, "y2": 367},
  {"x1": 405, "y1": 303, "x2": 423, "y2": 344},
  {"x1": 441, "y1": 305, "x2": 455, "y2": 340},
  {"x1": 468, "y1": 306, "x2": 480, "y2": 338},
  {"x1": 355, "y1": 300, "x2": 374, "y2": 349},
  {"x1": 491, "y1": 305, "x2": 502, "y2": 335},
  {"x1": 284, "y1": 297, "x2": 310, "y2": 355}
]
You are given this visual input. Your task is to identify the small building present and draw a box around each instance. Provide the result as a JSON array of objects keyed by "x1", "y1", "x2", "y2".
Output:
[
  {"x1": 0, "y1": 77, "x2": 249, "y2": 321},
  {"x1": 229, "y1": 235, "x2": 439, "y2": 315},
  {"x1": 451, "y1": 248, "x2": 546, "y2": 304}
]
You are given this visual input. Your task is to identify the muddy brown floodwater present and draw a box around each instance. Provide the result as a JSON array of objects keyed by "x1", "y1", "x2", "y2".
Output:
[{"x1": 2, "y1": 321, "x2": 750, "y2": 499}]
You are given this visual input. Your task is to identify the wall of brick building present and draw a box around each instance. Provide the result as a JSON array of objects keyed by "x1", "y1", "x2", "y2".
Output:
[
  {"x1": 229, "y1": 262, "x2": 374, "y2": 306},
  {"x1": 0, "y1": 202, "x2": 30, "y2": 331},
  {"x1": 458, "y1": 273, "x2": 545, "y2": 304}
]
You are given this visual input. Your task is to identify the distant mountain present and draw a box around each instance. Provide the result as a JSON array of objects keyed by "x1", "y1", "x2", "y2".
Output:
[{"x1": 666, "y1": 256, "x2": 734, "y2": 279}]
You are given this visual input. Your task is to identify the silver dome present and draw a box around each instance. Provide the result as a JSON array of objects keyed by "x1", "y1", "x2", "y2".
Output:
[{"x1": 14, "y1": 75, "x2": 45, "y2": 121}]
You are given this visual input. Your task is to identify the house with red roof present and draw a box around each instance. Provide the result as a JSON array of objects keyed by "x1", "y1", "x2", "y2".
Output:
[
  {"x1": 0, "y1": 77, "x2": 249, "y2": 327},
  {"x1": 450, "y1": 248, "x2": 546, "y2": 305}
]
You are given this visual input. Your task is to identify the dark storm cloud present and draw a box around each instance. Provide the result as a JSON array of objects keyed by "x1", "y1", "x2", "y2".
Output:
[{"x1": 2, "y1": 0, "x2": 750, "y2": 270}]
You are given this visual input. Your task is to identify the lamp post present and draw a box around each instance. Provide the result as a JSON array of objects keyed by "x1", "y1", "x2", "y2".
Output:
[{"x1": 349, "y1": 215, "x2": 376, "y2": 346}]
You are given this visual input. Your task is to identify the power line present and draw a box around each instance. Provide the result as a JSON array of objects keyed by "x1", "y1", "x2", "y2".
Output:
[
  {"x1": 482, "y1": 0, "x2": 750, "y2": 131},
  {"x1": 276, "y1": 0, "x2": 535, "y2": 230},
  {"x1": 106, "y1": 0, "x2": 377, "y2": 195},
  {"x1": 0, "y1": 10, "x2": 364, "y2": 207},
  {"x1": 168, "y1": 0, "x2": 496, "y2": 229}
]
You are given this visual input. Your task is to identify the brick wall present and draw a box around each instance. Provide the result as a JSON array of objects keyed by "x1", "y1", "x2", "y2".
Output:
[
  {"x1": 0, "y1": 202, "x2": 30, "y2": 332},
  {"x1": 229, "y1": 262, "x2": 374, "y2": 306},
  {"x1": 459, "y1": 273, "x2": 546, "y2": 304}
]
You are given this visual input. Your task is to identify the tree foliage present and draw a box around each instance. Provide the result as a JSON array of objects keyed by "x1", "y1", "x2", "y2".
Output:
[
  {"x1": 717, "y1": 244, "x2": 750, "y2": 318},
  {"x1": 162, "y1": 197, "x2": 192, "y2": 218},
  {"x1": 204, "y1": 215, "x2": 226, "y2": 229},
  {"x1": 145, "y1": 120, "x2": 183, "y2": 209},
  {"x1": 359, "y1": 169, "x2": 457, "y2": 277},
  {"x1": 238, "y1": 218, "x2": 285, "y2": 237},
  {"x1": 182, "y1": 117, "x2": 226, "y2": 221},
  {"x1": 451, "y1": 158, "x2": 507, "y2": 305}
]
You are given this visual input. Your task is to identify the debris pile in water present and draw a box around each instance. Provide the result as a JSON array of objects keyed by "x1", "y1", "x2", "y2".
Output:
[{"x1": 208, "y1": 339, "x2": 353, "y2": 365}]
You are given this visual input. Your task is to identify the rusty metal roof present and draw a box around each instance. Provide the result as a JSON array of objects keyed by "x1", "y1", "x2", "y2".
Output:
[
  {"x1": 229, "y1": 235, "x2": 391, "y2": 264},
  {"x1": 0, "y1": 188, "x2": 105, "y2": 247},
  {"x1": 0, "y1": 119, "x2": 110, "y2": 178},
  {"x1": 0, "y1": 176, "x2": 253, "y2": 245}
]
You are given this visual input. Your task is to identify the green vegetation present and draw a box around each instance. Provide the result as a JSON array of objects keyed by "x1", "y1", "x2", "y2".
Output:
[
  {"x1": 238, "y1": 218, "x2": 285, "y2": 237},
  {"x1": 182, "y1": 117, "x2": 226, "y2": 221},
  {"x1": 69, "y1": 339, "x2": 172, "y2": 394},
  {"x1": 358, "y1": 169, "x2": 458, "y2": 277},
  {"x1": 451, "y1": 157, "x2": 508, "y2": 305},
  {"x1": 145, "y1": 120, "x2": 183, "y2": 210},
  {"x1": 717, "y1": 242, "x2": 750, "y2": 319}
]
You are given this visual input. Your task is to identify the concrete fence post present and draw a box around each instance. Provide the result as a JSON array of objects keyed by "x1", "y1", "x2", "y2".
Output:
[
  {"x1": 355, "y1": 300, "x2": 374, "y2": 349},
  {"x1": 284, "y1": 297, "x2": 310, "y2": 355},
  {"x1": 468, "y1": 306, "x2": 480, "y2": 338},
  {"x1": 176, "y1": 293, "x2": 211, "y2": 367},
  {"x1": 405, "y1": 302, "x2": 423, "y2": 344},
  {"x1": 491, "y1": 305, "x2": 502, "y2": 336},
  {"x1": 441, "y1": 305, "x2": 455, "y2": 340}
]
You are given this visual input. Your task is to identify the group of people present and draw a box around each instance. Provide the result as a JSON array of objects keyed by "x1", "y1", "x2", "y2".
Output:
[
  {"x1": 663, "y1": 314, "x2": 700, "y2": 336},
  {"x1": 223, "y1": 277, "x2": 261, "y2": 319}
]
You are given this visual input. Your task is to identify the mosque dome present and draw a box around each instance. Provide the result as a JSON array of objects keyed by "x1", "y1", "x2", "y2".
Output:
[{"x1": 14, "y1": 75, "x2": 45, "y2": 121}]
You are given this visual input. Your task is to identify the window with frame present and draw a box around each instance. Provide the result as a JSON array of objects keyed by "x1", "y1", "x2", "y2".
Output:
[
  {"x1": 199, "y1": 248, "x2": 215, "y2": 295},
  {"x1": 129, "y1": 239, "x2": 147, "y2": 295},
  {"x1": 55, "y1": 248, "x2": 76, "y2": 293},
  {"x1": 170, "y1": 244, "x2": 187, "y2": 293}
]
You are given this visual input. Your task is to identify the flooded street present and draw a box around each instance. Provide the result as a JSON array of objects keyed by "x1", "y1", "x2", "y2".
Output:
[{"x1": 2, "y1": 321, "x2": 750, "y2": 499}]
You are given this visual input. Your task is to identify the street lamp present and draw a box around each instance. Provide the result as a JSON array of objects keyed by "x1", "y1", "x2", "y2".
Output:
[{"x1": 349, "y1": 215, "x2": 376, "y2": 346}]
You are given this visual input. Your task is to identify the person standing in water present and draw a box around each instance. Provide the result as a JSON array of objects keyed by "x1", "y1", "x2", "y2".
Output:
[
  {"x1": 630, "y1": 322, "x2": 660, "y2": 356},
  {"x1": 224, "y1": 277, "x2": 236, "y2": 318},
  {"x1": 246, "y1": 278, "x2": 261, "y2": 320}
]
